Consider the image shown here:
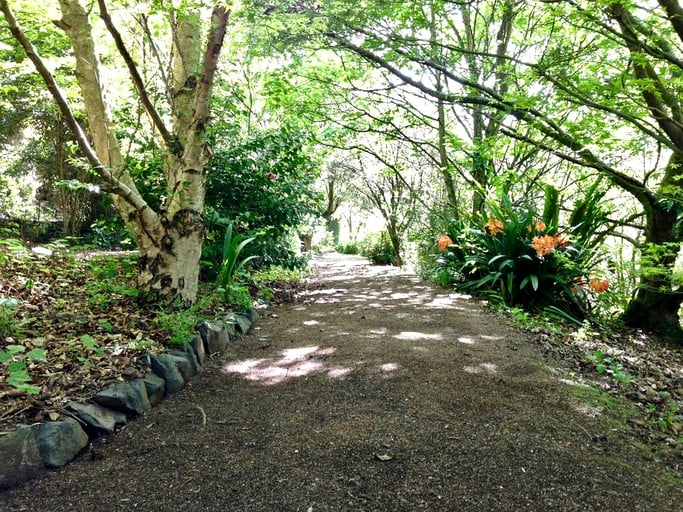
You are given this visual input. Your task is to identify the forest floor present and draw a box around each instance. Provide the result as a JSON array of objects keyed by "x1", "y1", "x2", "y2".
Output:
[{"x1": 1, "y1": 252, "x2": 682, "y2": 511}]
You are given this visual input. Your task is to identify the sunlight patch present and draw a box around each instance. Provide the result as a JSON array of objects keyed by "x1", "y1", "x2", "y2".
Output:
[
  {"x1": 463, "y1": 363, "x2": 498, "y2": 374},
  {"x1": 327, "y1": 366, "x2": 353, "y2": 379},
  {"x1": 379, "y1": 363, "x2": 399, "y2": 372},
  {"x1": 389, "y1": 292, "x2": 414, "y2": 300},
  {"x1": 394, "y1": 331, "x2": 443, "y2": 341},
  {"x1": 222, "y1": 345, "x2": 347, "y2": 385}
]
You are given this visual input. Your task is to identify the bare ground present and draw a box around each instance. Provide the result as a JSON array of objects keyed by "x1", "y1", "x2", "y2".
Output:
[{"x1": 1, "y1": 253, "x2": 681, "y2": 511}]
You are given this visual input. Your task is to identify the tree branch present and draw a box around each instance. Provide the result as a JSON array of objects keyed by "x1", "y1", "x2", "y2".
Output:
[
  {"x1": 97, "y1": 0, "x2": 175, "y2": 151},
  {"x1": 0, "y1": 0, "x2": 156, "y2": 224}
]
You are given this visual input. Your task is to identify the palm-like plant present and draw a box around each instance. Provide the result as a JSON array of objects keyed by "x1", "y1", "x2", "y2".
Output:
[{"x1": 216, "y1": 222, "x2": 258, "y2": 294}]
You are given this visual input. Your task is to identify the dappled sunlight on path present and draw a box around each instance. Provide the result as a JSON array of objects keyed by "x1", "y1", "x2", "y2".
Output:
[{"x1": 223, "y1": 254, "x2": 527, "y2": 387}]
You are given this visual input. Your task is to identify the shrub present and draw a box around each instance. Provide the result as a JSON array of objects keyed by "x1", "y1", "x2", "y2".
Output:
[
  {"x1": 336, "y1": 242, "x2": 360, "y2": 255},
  {"x1": 428, "y1": 187, "x2": 611, "y2": 322},
  {"x1": 360, "y1": 232, "x2": 398, "y2": 266},
  {"x1": 204, "y1": 125, "x2": 321, "y2": 271}
]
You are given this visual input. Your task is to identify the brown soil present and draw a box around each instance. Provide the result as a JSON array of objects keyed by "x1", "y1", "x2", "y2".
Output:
[{"x1": 1, "y1": 254, "x2": 681, "y2": 511}]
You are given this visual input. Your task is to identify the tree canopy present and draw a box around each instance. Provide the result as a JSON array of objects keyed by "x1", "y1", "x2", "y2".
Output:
[{"x1": 1, "y1": 0, "x2": 681, "y2": 340}]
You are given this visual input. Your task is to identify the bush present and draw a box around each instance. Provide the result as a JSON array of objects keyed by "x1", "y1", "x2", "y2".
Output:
[
  {"x1": 336, "y1": 242, "x2": 360, "y2": 255},
  {"x1": 204, "y1": 125, "x2": 321, "y2": 271},
  {"x1": 360, "y1": 232, "x2": 398, "y2": 266},
  {"x1": 426, "y1": 187, "x2": 611, "y2": 322}
]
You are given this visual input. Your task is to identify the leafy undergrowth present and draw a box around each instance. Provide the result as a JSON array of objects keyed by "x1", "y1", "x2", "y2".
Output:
[
  {"x1": 505, "y1": 308, "x2": 683, "y2": 461},
  {"x1": 0, "y1": 246, "x2": 299, "y2": 433}
]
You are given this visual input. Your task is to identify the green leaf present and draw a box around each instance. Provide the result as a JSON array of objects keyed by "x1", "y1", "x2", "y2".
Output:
[
  {"x1": 530, "y1": 274, "x2": 539, "y2": 291},
  {"x1": 7, "y1": 372, "x2": 32, "y2": 386},
  {"x1": 26, "y1": 348, "x2": 47, "y2": 362},
  {"x1": 17, "y1": 384, "x2": 41, "y2": 395},
  {"x1": 7, "y1": 360, "x2": 26, "y2": 373},
  {"x1": 80, "y1": 334, "x2": 97, "y2": 348}
]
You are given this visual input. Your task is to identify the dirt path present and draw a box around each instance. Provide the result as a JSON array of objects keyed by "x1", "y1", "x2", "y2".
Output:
[{"x1": 2, "y1": 254, "x2": 680, "y2": 511}]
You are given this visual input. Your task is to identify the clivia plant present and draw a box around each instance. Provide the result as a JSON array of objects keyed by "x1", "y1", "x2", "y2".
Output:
[{"x1": 433, "y1": 185, "x2": 611, "y2": 323}]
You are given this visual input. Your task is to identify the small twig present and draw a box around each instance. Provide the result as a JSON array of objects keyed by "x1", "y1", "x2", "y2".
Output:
[
  {"x1": 577, "y1": 425, "x2": 595, "y2": 441},
  {"x1": 194, "y1": 405, "x2": 207, "y2": 429},
  {"x1": 0, "y1": 404, "x2": 32, "y2": 422}
]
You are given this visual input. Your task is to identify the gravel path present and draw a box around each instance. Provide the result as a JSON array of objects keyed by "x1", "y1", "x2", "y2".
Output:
[{"x1": 2, "y1": 254, "x2": 680, "y2": 511}]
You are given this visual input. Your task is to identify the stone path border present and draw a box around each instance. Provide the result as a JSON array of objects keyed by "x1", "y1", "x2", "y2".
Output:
[{"x1": 0, "y1": 310, "x2": 259, "y2": 491}]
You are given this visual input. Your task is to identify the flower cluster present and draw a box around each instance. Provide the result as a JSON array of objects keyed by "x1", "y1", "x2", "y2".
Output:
[
  {"x1": 528, "y1": 220, "x2": 547, "y2": 232},
  {"x1": 588, "y1": 279, "x2": 609, "y2": 293},
  {"x1": 531, "y1": 232, "x2": 570, "y2": 258},
  {"x1": 485, "y1": 218, "x2": 505, "y2": 236},
  {"x1": 571, "y1": 277, "x2": 610, "y2": 294},
  {"x1": 437, "y1": 234, "x2": 453, "y2": 252},
  {"x1": 531, "y1": 234, "x2": 557, "y2": 257}
]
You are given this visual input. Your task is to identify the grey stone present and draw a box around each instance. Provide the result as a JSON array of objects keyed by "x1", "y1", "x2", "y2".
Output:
[
  {"x1": 128, "y1": 379, "x2": 152, "y2": 411},
  {"x1": 226, "y1": 312, "x2": 252, "y2": 334},
  {"x1": 171, "y1": 347, "x2": 199, "y2": 377},
  {"x1": 149, "y1": 354, "x2": 186, "y2": 394},
  {"x1": 0, "y1": 426, "x2": 45, "y2": 491},
  {"x1": 142, "y1": 372, "x2": 165, "y2": 405},
  {"x1": 167, "y1": 353, "x2": 193, "y2": 381},
  {"x1": 245, "y1": 307, "x2": 260, "y2": 323},
  {"x1": 223, "y1": 321, "x2": 237, "y2": 338},
  {"x1": 197, "y1": 320, "x2": 230, "y2": 355},
  {"x1": 34, "y1": 419, "x2": 88, "y2": 468},
  {"x1": 189, "y1": 334, "x2": 207, "y2": 364},
  {"x1": 92, "y1": 381, "x2": 150, "y2": 416},
  {"x1": 66, "y1": 401, "x2": 127, "y2": 434}
]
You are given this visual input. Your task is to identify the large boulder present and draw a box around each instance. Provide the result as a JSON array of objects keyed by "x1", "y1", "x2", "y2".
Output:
[
  {"x1": 66, "y1": 401, "x2": 127, "y2": 434},
  {"x1": 0, "y1": 426, "x2": 45, "y2": 491},
  {"x1": 34, "y1": 419, "x2": 89, "y2": 468}
]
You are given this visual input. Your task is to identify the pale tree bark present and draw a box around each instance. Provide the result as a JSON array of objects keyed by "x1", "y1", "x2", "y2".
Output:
[{"x1": 0, "y1": 0, "x2": 229, "y2": 305}]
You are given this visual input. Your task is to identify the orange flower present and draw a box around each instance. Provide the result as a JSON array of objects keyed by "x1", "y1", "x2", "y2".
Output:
[
  {"x1": 588, "y1": 279, "x2": 609, "y2": 293},
  {"x1": 437, "y1": 234, "x2": 453, "y2": 252},
  {"x1": 528, "y1": 220, "x2": 547, "y2": 232},
  {"x1": 531, "y1": 235, "x2": 557, "y2": 257},
  {"x1": 485, "y1": 218, "x2": 505, "y2": 236}
]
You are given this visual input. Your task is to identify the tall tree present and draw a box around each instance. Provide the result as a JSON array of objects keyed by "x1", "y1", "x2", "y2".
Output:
[
  {"x1": 265, "y1": 0, "x2": 681, "y2": 338},
  {"x1": 1, "y1": 0, "x2": 229, "y2": 304}
]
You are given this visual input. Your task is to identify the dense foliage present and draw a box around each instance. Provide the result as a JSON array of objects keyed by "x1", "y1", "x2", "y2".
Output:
[
  {"x1": 204, "y1": 126, "x2": 321, "y2": 272},
  {"x1": 422, "y1": 183, "x2": 618, "y2": 322}
]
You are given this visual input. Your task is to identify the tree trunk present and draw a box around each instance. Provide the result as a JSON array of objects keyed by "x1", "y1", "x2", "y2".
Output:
[
  {"x1": 52, "y1": 1, "x2": 228, "y2": 305},
  {"x1": 387, "y1": 225, "x2": 403, "y2": 267},
  {"x1": 623, "y1": 202, "x2": 683, "y2": 341}
]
